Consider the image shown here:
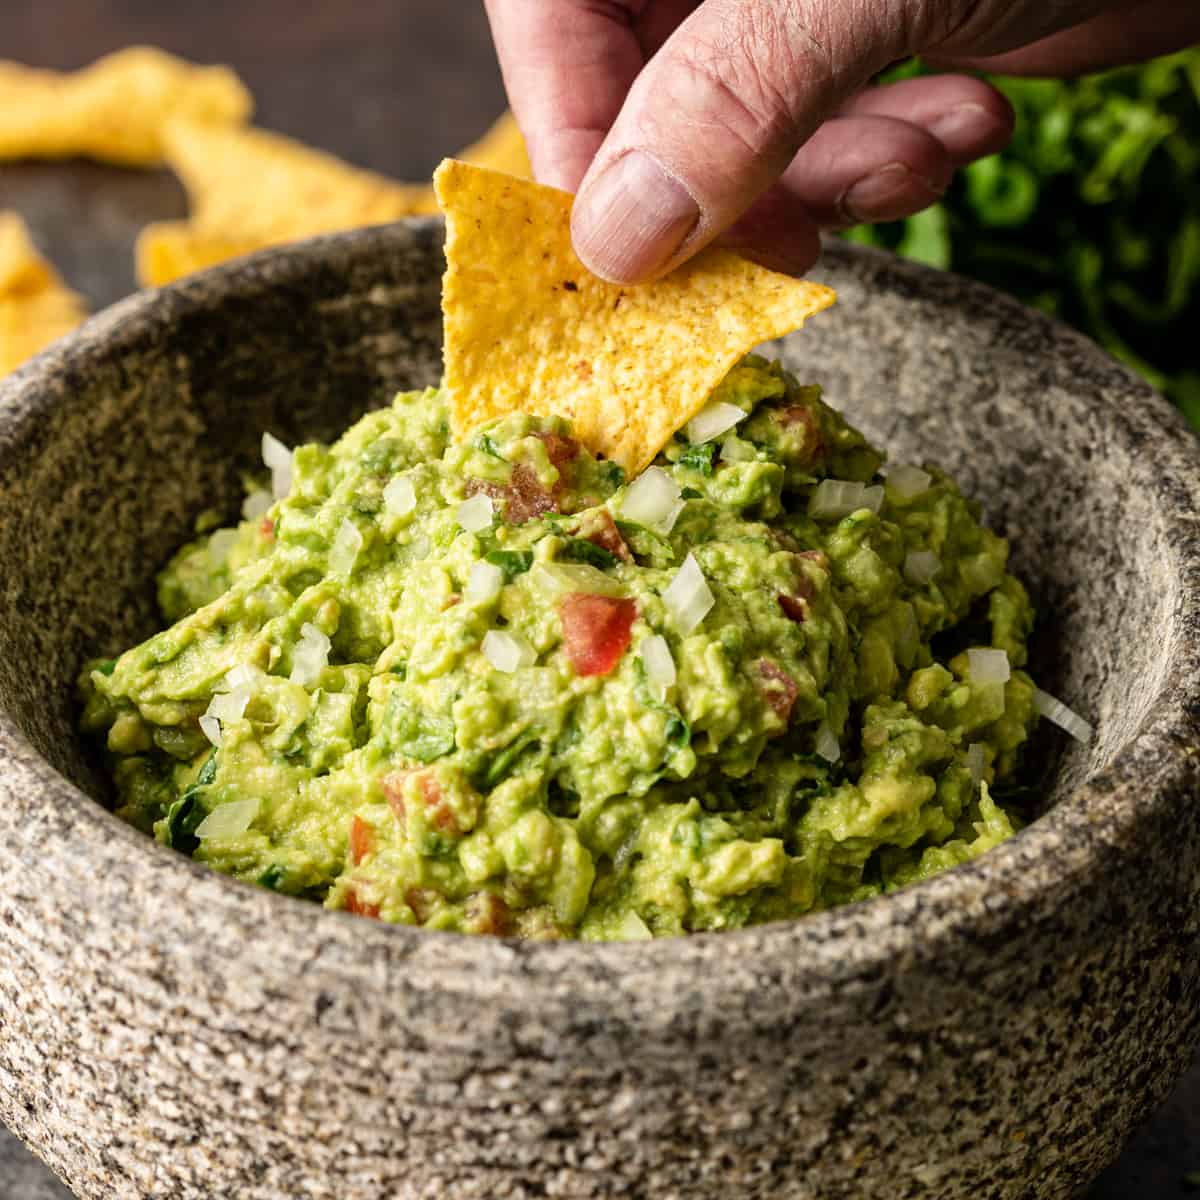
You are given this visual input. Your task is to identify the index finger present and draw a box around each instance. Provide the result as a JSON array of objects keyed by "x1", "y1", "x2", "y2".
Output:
[{"x1": 483, "y1": 0, "x2": 647, "y2": 192}]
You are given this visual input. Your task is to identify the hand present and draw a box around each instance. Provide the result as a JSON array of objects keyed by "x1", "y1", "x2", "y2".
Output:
[{"x1": 484, "y1": 0, "x2": 1200, "y2": 282}]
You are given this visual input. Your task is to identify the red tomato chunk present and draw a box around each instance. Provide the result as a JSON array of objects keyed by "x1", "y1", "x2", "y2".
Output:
[{"x1": 560, "y1": 593, "x2": 637, "y2": 677}]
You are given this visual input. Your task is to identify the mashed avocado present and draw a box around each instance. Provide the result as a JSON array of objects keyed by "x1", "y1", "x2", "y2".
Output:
[{"x1": 80, "y1": 357, "x2": 1039, "y2": 940}]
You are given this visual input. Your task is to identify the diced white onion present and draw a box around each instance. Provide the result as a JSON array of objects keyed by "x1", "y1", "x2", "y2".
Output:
[
  {"x1": 720, "y1": 435, "x2": 755, "y2": 463},
  {"x1": 195, "y1": 797, "x2": 260, "y2": 841},
  {"x1": 809, "y1": 479, "x2": 866, "y2": 519},
  {"x1": 815, "y1": 722, "x2": 840, "y2": 763},
  {"x1": 329, "y1": 518, "x2": 363, "y2": 575},
  {"x1": 639, "y1": 634, "x2": 676, "y2": 699},
  {"x1": 965, "y1": 742, "x2": 985, "y2": 786},
  {"x1": 529, "y1": 561, "x2": 625, "y2": 599},
  {"x1": 904, "y1": 549, "x2": 942, "y2": 585},
  {"x1": 223, "y1": 664, "x2": 261, "y2": 691},
  {"x1": 457, "y1": 493, "x2": 494, "y2": 533},
  {"x1": 482, "y1": 630, "x2": 536, "y2": 673},
  {"x1": 207, "y1": 528, "x2": 238, "y2": 568},
  {"x1": 466, "y1": 560, "x2": 504, "y2": 604},
  {"x1": 613, "y1": 909, "x2": 653, "y2": 941},
  {"x1": 241, "y1": 489, "x2": 273, "y2": 523},
  {"x1": 662, "y1": 553, "x2": 714, "y2": 636},
  {"x1": 291, "y1": 621, "x2": 331, "y2": 687},
  {"x1": 207, "y1": 686, "x2": 250, "y2": 723},
  {"x1": 262, "y1": 432, "x2": 294, "y2": 500},
  {"x1": 621, "y1": 467, "x2": 684, "y2": 536},
  {"x1": 383, "y1": 475, "x2": 417, "y2": 517},
  {"x1": 968, "y1": 647, "x2": 1010, "y2": 685},
  {"x1": 261, "y1": 431, "x2": 291, "y2": 471},
  {"x1": 861, "y1": 485, "x2": 885, "y2": 513},
  {"x1": 199, "y1": 714, "x2": 223, "y2": 747},
  {"x1": 1033, "y1": 688, "x2": 1093, "y2": 743},
  {"x1": 887, "y1": 464, "x2": 932, "y2": 500},
  {"x1": 687, "y1": 401, "x2": 746, "y2": 445}
]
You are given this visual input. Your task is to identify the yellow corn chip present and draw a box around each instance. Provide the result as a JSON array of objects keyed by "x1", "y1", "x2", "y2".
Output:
[
  {"x1": 0, "y1": 212, "x2": 87, "y2": 374},
  {"x1": 435, "y1": 159, "x2": 836, "y2": 475},
  {"x1": 0, "y1": 210, "x2": 56, "y2": 295},
  {"x1": 454, "y1": 111, "x2": 532, "y2": 181},
  {"x1": 0, "y1": 47, "x2": 251, "y2": 166},
  {"x1": 135, "y1": 222, "x2": 263, "y2": 289},
  {"x1": 164, "y1": 119, "x2": 431, "y2": 242},
  {"x1": 136, "y1": 110, "x2": 533, "y2": 286}
]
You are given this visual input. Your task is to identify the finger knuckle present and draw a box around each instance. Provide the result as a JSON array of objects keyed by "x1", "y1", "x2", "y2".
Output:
[{"x1": 674, "y1": 4, "x2": 832, "y2": 159}]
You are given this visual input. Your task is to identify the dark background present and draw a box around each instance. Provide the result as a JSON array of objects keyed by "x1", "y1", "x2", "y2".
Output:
[{"x1": 1, "y1": 2, "x2": 1196, "y2": 1196}]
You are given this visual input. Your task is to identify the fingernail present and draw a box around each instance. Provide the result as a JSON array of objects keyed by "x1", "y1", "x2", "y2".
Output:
[
  {"x1": 572, "y1": 150, "x2": 699, "y2": 282},
  {"x1": 929, "y1": 102, "x2": 1005, "y2": 150},
  {"x1": 841, "y1": 162, "x2": 945, "y2": 224}
]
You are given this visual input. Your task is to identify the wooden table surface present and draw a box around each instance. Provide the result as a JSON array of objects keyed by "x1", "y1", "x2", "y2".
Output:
[{"x1": 1, "y1": 2, "x2": 1196, "y2": 1196}]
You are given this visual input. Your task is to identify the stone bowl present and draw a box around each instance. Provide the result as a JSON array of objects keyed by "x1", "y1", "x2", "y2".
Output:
[{"x1": 1, "y1": 223, "x2": 1198, "y2": 1200}]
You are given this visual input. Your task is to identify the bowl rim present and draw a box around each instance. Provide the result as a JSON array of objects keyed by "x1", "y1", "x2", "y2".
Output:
[{"x1": 2, "y1": 222, "x2": 1199, "y2": 1009}]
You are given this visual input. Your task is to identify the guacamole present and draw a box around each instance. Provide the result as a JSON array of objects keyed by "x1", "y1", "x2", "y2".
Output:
[{"x1": 80, "y1": 357, "x2": 1040, "y2": 940}]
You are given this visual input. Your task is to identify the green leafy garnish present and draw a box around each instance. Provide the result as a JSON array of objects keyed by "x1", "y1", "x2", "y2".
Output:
[
  {"x1": 257, "y1": 865, "x2": 287, "y2": 891},
  {"x1": 678, "y1": 442, "x2": 717, "y2": 475},
  {"x1": 479, "y1": 731, "x2": 540, "y2": 789},
  {"x1": 163, "y1": 751, "x2": 217, "y2": 855},
  {"x1": 485, "y1": 548, "x2": 534, "y2": 579},
  {"x1": 475, "y1": 432, "x2": 504, "y2": 459},
  {"x1": 562, "y1": 538, "x2": 619, "y2": 570}
]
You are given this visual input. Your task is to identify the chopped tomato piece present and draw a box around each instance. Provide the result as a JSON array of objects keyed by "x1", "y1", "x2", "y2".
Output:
[
  {"x1": 536, "y1": 431, "x2": 579, "y2": 470},
  {"x1": 405, "y1": 887, "x2": 439, "y2": 924},
  {"x1": 779, "y1": 405, "x2": 824, "y2": 459},
  {"x1": 344, "y1": 887, "x2": 381, "y2": 919},
  {"x1": 259, "y1": 517, "x2": 275, "y2": 539},
  {"x1": 560, "y1": 593, "x2": 637, "y2": 677},
  {"x1": 465, "y1": 433, "x2": 579, "y2": 525},
  {"x1": 383, "y1": 770, "x2": 462, "y2": 836},
  {"x1": 777, "y1": 594, "x2": 808, "y2": 623},
  {"x1": 466, "y1": 891, "x2": 513, "y2": 936},
  {"x1": 349, "y1": 815, "x2": 376, "y2": 866},
  {"x1": 574, "y1": 509, "x2": 632, "y2": 563},
  {"x1": 757, "y1": 658, "x2": 799, "y2": 726}
]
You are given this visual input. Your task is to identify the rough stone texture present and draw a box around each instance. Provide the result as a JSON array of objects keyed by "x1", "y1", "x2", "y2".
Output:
[{"x1": 0, "y1": 228, "x2": 1197, "y2": 1200}]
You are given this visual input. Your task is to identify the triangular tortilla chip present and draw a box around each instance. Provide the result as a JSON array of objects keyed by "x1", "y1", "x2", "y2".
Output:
[
  {"x1": 0, "y1": 212, "x2": 87, "y2": 374},
  {"x1": 0, "y1": 210, "x2": 56, "y2": 295},
  {"x1": 0, "y1": 47, "x2": 251, "y2": 166},
  {"x1": 435, "y1": 159, "x2": 836, "y2": 475},
  {"x1": 135, "y1": 223, "x2": 266, "y2": 288},
  {"x1": 136, "y1": 111, "x2": 534, "y2": 286},
  {"x1": 163, "y1": 119, "x2": 431, "y2": 242},
  {"x1": 452, "y1": 111, "x2": 531, "y2": 180},
  {"x1": 134, "y1": 120, "x2": 435, "y2": 285}
]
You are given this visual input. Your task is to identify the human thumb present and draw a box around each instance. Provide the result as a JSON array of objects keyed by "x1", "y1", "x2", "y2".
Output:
[{"x1": 569, "y1": 0, "x2": 913, "y2": 282}]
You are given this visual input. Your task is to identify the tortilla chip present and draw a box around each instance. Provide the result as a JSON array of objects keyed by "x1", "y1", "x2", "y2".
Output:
[
  {"x1": 0, "y1": 212, "x2": 87, "y2": 374},
  {"x1": 435, "y1": 159, "x2": 837, "y2": 475},
  {"x1": 136, "y1": 110, "x2": 532, "y2": 286},
  {"x1": 0, "y1": 47, "x2": 251, "y2": 166},
  {"x1": 0, "y1": 210, "x2": 56, "y2": 295},
  {"x1": 163, "y1": 119, "x2": 430, "y2": 242},
  {"x1": 135, "y1": 222, "x2": 263, "y2": 288},
  {"x1": 454, "y1": 111, "x2": 532, "y2": 181}
]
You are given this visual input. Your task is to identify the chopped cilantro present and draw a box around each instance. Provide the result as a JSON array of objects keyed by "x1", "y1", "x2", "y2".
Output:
[
  {"x1": 485, "y1": 548, "x2": 534, "y2": 579},
  {"x1": 562, "y1": 538, "x2": 619, "y2": 570},
  {"x1": 475, "y1": 432, "x2": 504, "y2": 459},
  {"x1": 678, "y1": 441, "x2": 717, "y2": 475}
]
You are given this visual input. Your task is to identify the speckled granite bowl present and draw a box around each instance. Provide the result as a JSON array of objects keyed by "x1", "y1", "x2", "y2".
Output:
[{"x1": 0, "y1": 225, "x2": 1197, "y2": 1200}]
